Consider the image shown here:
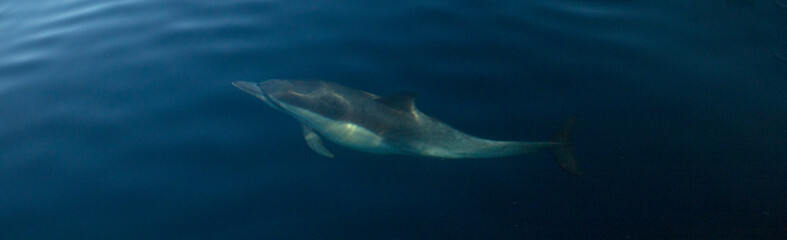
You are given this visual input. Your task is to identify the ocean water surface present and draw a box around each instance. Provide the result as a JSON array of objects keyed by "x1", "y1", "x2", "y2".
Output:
[{"x1": 1, "y1": 0, "x2": 786, "y2": 239}]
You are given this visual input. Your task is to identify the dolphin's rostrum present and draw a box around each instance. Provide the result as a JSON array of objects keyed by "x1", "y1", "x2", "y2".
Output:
[{"x1": 233, "y1": 80, "x2": 581, "y2": 176}]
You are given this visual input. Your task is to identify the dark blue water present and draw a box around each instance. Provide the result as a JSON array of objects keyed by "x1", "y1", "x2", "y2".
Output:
[{"x1": 2, "y1": 0, "x2": 786, "y2": 238}]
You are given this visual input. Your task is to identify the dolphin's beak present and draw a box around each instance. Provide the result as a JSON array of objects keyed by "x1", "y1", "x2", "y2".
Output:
[
  {"x1": 232, "y1": 81, "x2": 263, "y2": 96},
  {"x1": 233, "y1": 81, "x2": 281, "y2": 109}
]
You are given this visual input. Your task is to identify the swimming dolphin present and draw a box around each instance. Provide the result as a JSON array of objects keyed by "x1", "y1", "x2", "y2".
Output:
[{"x1": 232, "y1": 80, "x2": 581, "y2": 175}]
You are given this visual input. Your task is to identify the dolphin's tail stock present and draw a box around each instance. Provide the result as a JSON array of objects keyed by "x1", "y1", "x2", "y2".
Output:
[{"x1": 549, "y1": 116, "x2": 582, "y2": 176}]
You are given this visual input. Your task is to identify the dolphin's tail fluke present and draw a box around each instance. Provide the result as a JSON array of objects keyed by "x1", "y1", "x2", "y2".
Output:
[{"x1": 549, "y1": 116, "x2": 582, "y2": 176}]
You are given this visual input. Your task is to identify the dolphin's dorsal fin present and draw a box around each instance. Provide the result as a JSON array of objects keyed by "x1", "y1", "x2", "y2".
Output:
[
  {"x1": 377, "y1": 92, "x2": 419, "y2": 112},
  {"x1": 301, "y1": 124, "x2": 334, "y2": 158}
]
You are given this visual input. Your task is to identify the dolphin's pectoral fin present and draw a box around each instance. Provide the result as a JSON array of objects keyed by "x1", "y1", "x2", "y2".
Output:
[{"x1": 301, "y1": 124, "x2": 334, "y2": 158}]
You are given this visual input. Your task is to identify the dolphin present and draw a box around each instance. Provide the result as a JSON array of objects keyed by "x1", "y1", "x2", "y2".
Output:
[{"x1": 232, "y1": 79, "x2": 582, "y2": 175}]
